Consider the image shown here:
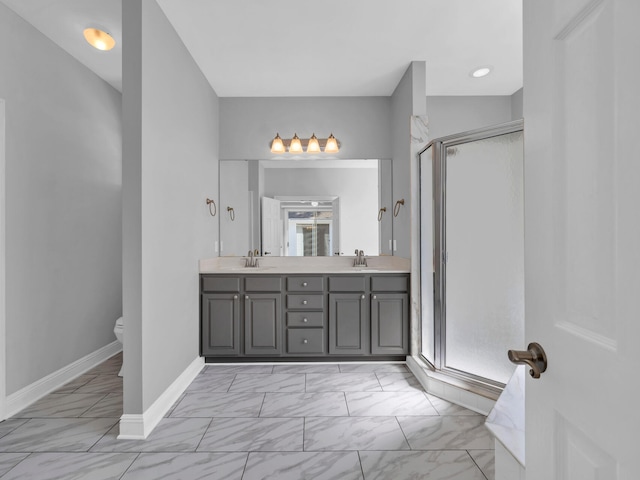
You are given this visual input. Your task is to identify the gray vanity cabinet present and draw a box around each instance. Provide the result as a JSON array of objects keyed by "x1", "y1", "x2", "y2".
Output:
[
  {"x1": 244, "y1": 276, "x2": 282, "y2": 355},
  {"x1": 201, "y1": 286, "x2": 241, "y2": 356},
  {"x1": 370, "y1": 276, "x2": 409, "y2": 354},
  {"x1": 200, "y1": 272, "x2": 409, "y2": 359},
  {"x1": 328, "y1": 276, "x2": 368, "y2": 355},
  {"x1": 371, "y1": 293, "x2": 409, "y2": 354}
]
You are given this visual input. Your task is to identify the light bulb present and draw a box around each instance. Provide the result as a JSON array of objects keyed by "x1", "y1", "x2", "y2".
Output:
[
  {"x1": 83, "y1": 28, "x2": 116, "y2": 51},
  {"x1": 289, "y1": 133, "x2": 303, "y2": 154},
  {"x1": 324, "y1": 133, "x2": 339, "y2": 153},
  {"x1": 307, "y1": 133, "x2": 321, "y2": 153},
  {"x1": 270, "y1": 133, "x2": 285, "y2": 153}
]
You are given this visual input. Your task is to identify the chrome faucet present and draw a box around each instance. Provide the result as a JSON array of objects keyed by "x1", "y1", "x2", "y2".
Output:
[
  {"x1": 245, "y1": 250, "x2": 259, "y2": 268},
  {"x1": 353, "y1": 249, "x2": 367, "y2": 267}
]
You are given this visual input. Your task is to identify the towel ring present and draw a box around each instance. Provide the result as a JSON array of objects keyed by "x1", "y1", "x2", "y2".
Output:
[
  {"x1": 206, "y1": 198, "x2": 217, "y2": 217},
  {"x1": 378, "y1": 207, "x2": 387, "y2": 222},
  {"x1": 227, "y1": 206, "x2": 235, "y2": 221},
  {"x1": 393, "y1": 199, "x2": 405, "y2": 217}
]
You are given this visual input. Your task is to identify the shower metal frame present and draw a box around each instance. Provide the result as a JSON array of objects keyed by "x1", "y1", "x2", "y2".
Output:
[{"x1": 419, "y1": 119, "x2": 524, "y2": 393}]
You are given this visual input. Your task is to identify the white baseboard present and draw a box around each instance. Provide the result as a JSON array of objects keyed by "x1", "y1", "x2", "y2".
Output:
[
  {"x1": 5, "y1": 341, "x2": 122, "y2": 419},
  {"x1": 118, "y1": 356, "x2": 204, "y2": 440},
  {"x1": 406, "y1": 355, "x2": 496, "y2": 415}
]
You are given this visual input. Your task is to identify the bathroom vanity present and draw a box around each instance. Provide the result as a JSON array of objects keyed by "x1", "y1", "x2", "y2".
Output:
[{"x1": 199, "y1": 257, "x2": 410, "y2": 361}]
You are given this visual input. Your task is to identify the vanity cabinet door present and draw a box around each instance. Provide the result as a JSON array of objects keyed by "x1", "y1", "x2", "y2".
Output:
[
  {"x1": 329, "y1": 293, "x2": 368, "y2": 355},
  {"x1": 371, "y1": 293, "x2": 409, "y2": 354},
  {"x1": 244, "y1": 293, "x2": 282, "y2": 355},
  {"x1": 201, "y1": 293, "x2": 240, "y2": 355}
]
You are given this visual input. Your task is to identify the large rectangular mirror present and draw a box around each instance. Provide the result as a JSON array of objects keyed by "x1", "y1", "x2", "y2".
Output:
[{"x1": 219, "y1": 159, "x2": 392, "y2": 257}]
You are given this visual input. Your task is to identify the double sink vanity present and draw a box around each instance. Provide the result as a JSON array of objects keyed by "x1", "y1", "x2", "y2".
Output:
[{"x1": 199, "y1": 256, "x2": 410, "y2": 361}]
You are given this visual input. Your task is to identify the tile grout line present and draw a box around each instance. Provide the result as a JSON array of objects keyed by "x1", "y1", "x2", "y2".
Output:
[
  {"x1": 394, "y1": 416, "x2": 413, "y2": 450},
  {"x1": 117, "y1": 452, "x2": 141, "y2": 480},
  {"x1": 193, "y1": 418, "x2": 215, "y2": 452},
  {"x1": 357, "y1": 450, "x2": 366, "y2": 480},
  {"x1": 465, "y1": 449, "x2": 490, "y2": 480},
  {"x1": 239, "y1": 451, "x2": 251, "y2": 480}
]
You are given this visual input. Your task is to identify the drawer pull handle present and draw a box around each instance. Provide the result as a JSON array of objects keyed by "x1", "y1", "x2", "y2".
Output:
[
  {"x1": 303, "y1": 318, "x2": 308, "y2": 323},
  {"x1": 303, "y1": 339, "x2": 308, "y2": 344},
  {"x1": 302, "y1": 300, "x2": 308, "y2": 305},
  {"x1": 302, "y1": 282, "x2": 308, "y2": 287}
]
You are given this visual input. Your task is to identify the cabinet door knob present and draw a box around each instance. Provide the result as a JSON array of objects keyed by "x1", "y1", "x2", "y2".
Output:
[
  {"x1": 302, "y1": 282, "x2": 308, "y2": 287},
  {"x1": 303, "y1": 339, "x2": 308, "y2": 344},
  {"x1": 303, "y1": 318, "x2": 308, "y2": 323},
  {"x1": 361, "y1": 295, "x2": 365, "y2": 299},
  {"x1": 373, "y1": 295, "x2": 377, "y2": 300},
  {"x1": 245, "y1": 295, "x2": 249, "y2": 300},
  {"x1": 302, "y1": 300, "x2": 308, "y2": 305},
  {"x1": 233, "y1": 295, "x2": 238, "y2": 299}
]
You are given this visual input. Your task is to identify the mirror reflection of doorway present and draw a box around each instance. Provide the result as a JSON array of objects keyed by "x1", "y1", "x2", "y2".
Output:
[
  {"x1": 287, "y1": 207, "x2": 332, "y2": 256},
  {"x1": 262, "y1": 196, "x2": 340, "y2": 257}
]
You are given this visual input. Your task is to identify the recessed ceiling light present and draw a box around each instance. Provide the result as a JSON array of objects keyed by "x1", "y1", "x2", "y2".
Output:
[
  {"x1": 83, "y1": 27, "x2": 116, "y2": 51},
  {"x1": 471, "y1": 66, "x2": 492, "y2": 78}
]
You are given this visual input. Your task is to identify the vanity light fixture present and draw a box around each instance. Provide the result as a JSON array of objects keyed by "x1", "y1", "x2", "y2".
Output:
[
  {"x1": 324, "y1": 133, "x2": 339, "y2": 154},
  {"x1": 471, "y1": 66, "x2": 492, "y2": 78},
  {"x1": 307, "y1": 134, "x2": 321, "y2": 153},
  {"x1": 83, "y1": 27, "x2": 116, "y2": 51},
  {"x1": 270, "y1": 133, "x2": 341, "y2": 154},
  {"x1": 289, "y1": 133, "x2": 303, "y2": 154}
]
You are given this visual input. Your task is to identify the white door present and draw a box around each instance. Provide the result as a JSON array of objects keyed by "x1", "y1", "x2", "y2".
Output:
[
  {"x1": 261, "y1": 197, "x2": 282, "y2": 256},
  {"x1": 331, "y1": 197, "x2": 340, "y2": 255},
  {"x1": 524, "y1": 0, "x2": 640, "y2": 478}
]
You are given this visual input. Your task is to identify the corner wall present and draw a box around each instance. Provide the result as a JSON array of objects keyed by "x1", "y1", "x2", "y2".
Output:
[
  {"x1": 391, "y1": 62, "x2": 427, "y2": 259},
  {"x1": 122, "y1": 0, "x2": 219, "y2": 420},
  {"x1": 0, "y1": 3, "x2": 122, "y2": 397}
]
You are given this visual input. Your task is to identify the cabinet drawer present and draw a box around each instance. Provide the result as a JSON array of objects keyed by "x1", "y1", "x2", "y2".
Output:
[
  {"x1": 201, "y1": 276, "x2": 241, "y2": 293},
  {"x1": 245, "y1": 276, "x2": 283, "y2": 292},
  {"x1": 328, "y1": 276, "x2": 365, "y2": 292},
  {"x1": 287, "y1": 276, "x2": 324, "y2": 292},
  {"x1": 371, "y1": 275, "x2": 408, "y2": 292},
  {"x1": 286, "y1": 294, "x2": 324, "y2": 310},
  {"x1": 287, "y1": 311, "x2": 324, "y2": 327},
  {"x1": 287, "y1": 328, "x2": 325, "y2": 354}
]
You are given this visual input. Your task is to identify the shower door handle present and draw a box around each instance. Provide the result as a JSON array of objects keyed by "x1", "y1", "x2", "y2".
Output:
[{"x1": 508, "y1": 342, "x2": 548, "y2": 379}]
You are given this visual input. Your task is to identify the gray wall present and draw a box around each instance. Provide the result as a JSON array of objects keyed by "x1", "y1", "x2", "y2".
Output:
[
  {"x1": 391, "y1": 62, "x2": 427, "y2": 259},
  {"x1": 0, "y1": 3, "x2": 122, "y2": 395},
  {"x1": 123, "y1": 0, "x2": 220, "y2": 414},
  {"x1": 426, "y1": 95, "x2": 513, "y2": 141},
  {"x1": 511, "y1": 88, "x2": 524, "y2": 120},
  {"x1": 220, "y1": 97, "x2": 391, "y2": 160}
]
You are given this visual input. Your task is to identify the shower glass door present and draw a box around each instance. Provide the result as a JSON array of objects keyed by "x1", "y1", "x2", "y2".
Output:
[{"x1": 420, "y1": 121, "x2": 524, "y2": 388}]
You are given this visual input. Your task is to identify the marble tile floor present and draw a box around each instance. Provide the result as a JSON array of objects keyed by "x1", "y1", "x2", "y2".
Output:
[{"x1": 0, "y1": 354, "x2": 495, "y2": 479}]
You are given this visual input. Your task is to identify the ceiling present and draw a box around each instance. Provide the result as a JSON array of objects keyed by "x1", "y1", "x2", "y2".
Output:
[{"x1": 1, "y1": 0, "x2": 522, "y2": 97}]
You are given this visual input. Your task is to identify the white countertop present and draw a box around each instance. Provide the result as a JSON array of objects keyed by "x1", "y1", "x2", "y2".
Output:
[{"x1": 199, "y1": 256, "x2": 410, "y2": 274}]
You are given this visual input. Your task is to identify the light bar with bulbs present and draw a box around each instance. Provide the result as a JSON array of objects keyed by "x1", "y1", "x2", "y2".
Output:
[{"x1": 270, "y1": 133, "x2": 340, "y2": 154}]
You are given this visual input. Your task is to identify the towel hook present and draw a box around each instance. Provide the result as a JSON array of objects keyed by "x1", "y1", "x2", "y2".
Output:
[
  {"x1": 393, "y1": 199, "x2": 405, "y2": 217},
  {"x1": 206, "y1": 198, "x2": 217, "y2": 217},
  {"x1": 227, "y1": 206, "x2": 235, "y2": 221},
  {"x1": 378, "y1": 207, "x2": 387, "y2": 222}
]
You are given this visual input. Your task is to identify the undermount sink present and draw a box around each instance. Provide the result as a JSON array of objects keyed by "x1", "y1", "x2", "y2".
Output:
[{"x1": 352, "y1": 268, "x2": 382, "y2": 272}]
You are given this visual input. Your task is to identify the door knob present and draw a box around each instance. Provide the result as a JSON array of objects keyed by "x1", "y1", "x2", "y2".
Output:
[{"x1": 508, "y1": 342, "x2": 548, "y2": 379}]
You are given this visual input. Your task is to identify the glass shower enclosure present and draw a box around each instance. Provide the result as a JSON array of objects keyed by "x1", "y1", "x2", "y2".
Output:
[{"x1": 420, "y1": 120, "x2": 524, "y2": 389}]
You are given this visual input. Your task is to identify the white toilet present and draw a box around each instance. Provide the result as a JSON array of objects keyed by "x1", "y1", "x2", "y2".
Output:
[{"x1": 114, "y1": 316, "x2": 124, "y2": 377}]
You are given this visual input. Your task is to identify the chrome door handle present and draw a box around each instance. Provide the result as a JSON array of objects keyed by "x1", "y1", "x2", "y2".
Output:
[{"x1": 508, "y1": 342, "x2": 548, "y2": 379}]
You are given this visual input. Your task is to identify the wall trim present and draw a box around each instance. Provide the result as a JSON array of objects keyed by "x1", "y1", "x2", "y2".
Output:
[
  {"x1": 4, "y1": 341, "x2": 122, "y2": 420},
  {"x1": 407, "y1": 355, "x2": 496, "y2": 415},
  {"x1": 118, "y1": 356, "x2": 204, "y2": 440}
]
